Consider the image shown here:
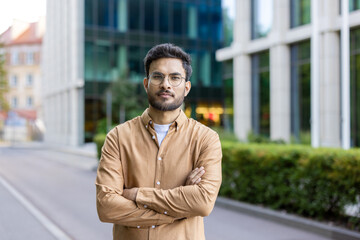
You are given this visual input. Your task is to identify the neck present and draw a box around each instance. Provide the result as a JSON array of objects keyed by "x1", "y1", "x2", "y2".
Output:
[{"x1": 148, "y1": 106, "x2": 181, "y2": 124}]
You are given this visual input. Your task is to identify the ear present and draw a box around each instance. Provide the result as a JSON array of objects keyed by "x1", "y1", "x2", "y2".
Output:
[
  {"x1": 184, "y1": 81, "x2": 191, "y2": 97},
  {"x1": 143, "y1": 77, "x2": 149, "y2": 93}
]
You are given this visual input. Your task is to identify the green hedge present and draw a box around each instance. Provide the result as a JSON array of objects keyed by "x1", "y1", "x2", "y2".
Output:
[
  {"x1": 94, "y1": 133, "x2": 106, "y2": 160},
  {"x1": 220, "y1": 142, "x2": 360, "y2": 230}
]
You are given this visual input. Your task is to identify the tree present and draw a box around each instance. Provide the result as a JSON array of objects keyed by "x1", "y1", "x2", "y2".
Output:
[
  {"x1": 104, "y1": 71, "x2": 147, "y2": 128},
  {"x1": 0, "y1": 42, "x2": 9, "y2": 112}
]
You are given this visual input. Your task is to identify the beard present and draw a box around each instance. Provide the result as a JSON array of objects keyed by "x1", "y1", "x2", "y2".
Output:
[{"x1": 148, "y1": 89, "x2": 185, "y2": 111}]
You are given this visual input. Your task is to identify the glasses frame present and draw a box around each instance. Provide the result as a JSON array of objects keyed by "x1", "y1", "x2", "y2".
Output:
[{"x1": 148, "y1": 72, "x2": 186, "y2": 87}]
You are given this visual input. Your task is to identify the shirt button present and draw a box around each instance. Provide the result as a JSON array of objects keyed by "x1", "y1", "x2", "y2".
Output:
[
  {"x1": 156, "y1": 181, "x2": 160, "y2": 185},
  {"x1": 152, "y1": 225, "x2": 156, "y2": 229},
  {"x1": 149, "y1": 120, "x2": 152, "y2": 124},
  {"x1": 144, "y1": 205, "x2": 147, "y2": 208},
  {"x1": 145, "y1": 125, "x2": 148, "y2": 128},
  {"x1": 137, "y1": 226, "x2": 140, "y2": 228},
  {"x1": 164, "y1": 211, "x2": 168, "y2": 215},
  {"x1": 158, "y1": 157, "x2": 162, "y2": 161},
  {"x1": 152, "y1": 135, "x2": 155, "y2": 140}
]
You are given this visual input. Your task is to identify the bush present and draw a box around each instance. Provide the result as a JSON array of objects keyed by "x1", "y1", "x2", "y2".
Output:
[
  {"x1": 220, "y1": 142, "x2": 360, "y2": 231},
  {"x1": 93, "y1": 133, "x2": 106, "y2": 160}
]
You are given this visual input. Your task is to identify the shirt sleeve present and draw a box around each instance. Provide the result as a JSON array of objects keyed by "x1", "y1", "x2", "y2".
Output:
[
  {"x1": 135, "y1": 131, "x2": 222, "y2": 218},
  {"x1": 95, "y1": 128, "x2": 176, "y2": 228}
]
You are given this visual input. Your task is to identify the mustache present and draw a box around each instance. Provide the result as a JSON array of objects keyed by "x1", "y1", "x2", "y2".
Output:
[{"x1": 156, "y1": 90, "x2": 174, "y2": 96}]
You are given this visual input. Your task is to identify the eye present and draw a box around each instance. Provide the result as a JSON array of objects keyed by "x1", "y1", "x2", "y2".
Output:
[
  {"x1": 170, "y1": 75, "x2": 181, "y2": 80},
  {"x1": 152, "y1": 74, "x2": 163, "y2": 80}
]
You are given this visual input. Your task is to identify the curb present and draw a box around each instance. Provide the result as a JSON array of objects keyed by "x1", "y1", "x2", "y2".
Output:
[{"x1": 215, "y1": 197, "x2": 360, "y2": 240}]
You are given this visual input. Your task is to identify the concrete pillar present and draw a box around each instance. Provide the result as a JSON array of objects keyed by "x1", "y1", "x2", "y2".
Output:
[
  {"x1": 319, "y1": 0, "x2": 341, "y2": 147},
  {"x1": 311, "y1": 0, "x2": 320, "y2": 147},
  {"x1": 341, "y1": 0, "x2": 351, "y2": 149},
  {"x1": 269, "y1": 0, "x2": 291, "y2": 142},
  {"x1": 233, "y1": 0, "x2": 252, "y2": 141},
  {"x1": 270, "y1": 45, "x2": 291, "y2": 142},
  {"x1": 234, "y1": 55, "x2": 252, "y2": 140}
]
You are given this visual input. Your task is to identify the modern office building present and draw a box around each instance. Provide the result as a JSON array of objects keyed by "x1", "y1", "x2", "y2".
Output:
[
  {"x1": 43, "y1": 0, "x2": 224, "y2": 146},
  {"x1": 0, "y1": 19, "x2": 45, "y2": 141},
  {"x1": 217, "y1": 0, "x2": 360, "y2": 148}
]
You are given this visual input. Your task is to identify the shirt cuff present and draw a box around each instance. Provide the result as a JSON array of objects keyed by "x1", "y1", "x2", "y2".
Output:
[{"x1": 135, "y1": 187, "x2": 154, "y2": 210}]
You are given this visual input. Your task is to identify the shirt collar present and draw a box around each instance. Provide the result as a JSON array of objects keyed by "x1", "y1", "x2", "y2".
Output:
[{"x1": 141, "y1": 108, "x2": 187, "y2": 131}]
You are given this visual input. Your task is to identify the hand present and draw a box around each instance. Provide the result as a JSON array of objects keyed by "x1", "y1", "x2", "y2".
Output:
[
  {"x1": 185, "y1": 166, "x2": 205, "y2": 186},
  {"x1": 123, "y1": 188, "x2": 139, "y2": 201}
]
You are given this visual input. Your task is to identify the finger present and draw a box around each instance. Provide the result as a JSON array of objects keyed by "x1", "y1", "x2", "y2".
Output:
[
  {"x1": 187, "y1": 167, "x2": 200, "y2": 180},
  {"x1": 193, "y1": 169, "x2": 205, "y2": 180},
  {"x1": 195, "y1": 178, "x2": 201, "y2": 184}
]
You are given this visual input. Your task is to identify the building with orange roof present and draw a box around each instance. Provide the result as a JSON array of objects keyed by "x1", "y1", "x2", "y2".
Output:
[{"x1": 0, "y1": 18, "x2": 45, "y2": 141}]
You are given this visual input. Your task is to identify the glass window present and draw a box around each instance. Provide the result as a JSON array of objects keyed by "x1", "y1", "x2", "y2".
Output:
[
  {"x1": 159, "y1": 0, "x2": 169, "y2": 33},
  {"x1": 173, "y1": 2, "x2": 183, "y2": 35},
  {"x1": 251, "y1": 0, "x2": 273, "y2": 39},
  {"x1": 85, "y1": 0, "x2": 94, "y2": 26},
  {"x1": 97, "y1": 0, "x2": 110, "y2": 27},
  {"x1": 11, "y1": 97, "x2": 17, "y2": 108},
  {"x1": 26, "y1": 52, "x2": 34, "y2": 65},
  {"x1": 128, "y1": 46, "x2": 142, "y2": 83},
  {"x1": 198, "y1": 4, "x2": 209, "y2": 39},
  {"x1": 129, "y1": 0, "x2": 140, "y2": 30},
  {"x1": 189, "y1": 50, "x2": 198, "y2": 86},
  {"x1": 223, "y1": 60, "x2": 234, "y2": 130},
  {"x1": 199, "y1": 51, "x2": 211, "y2": 87},
  {"x1": 290, "y1": 40, "x2": 311, "y2": 143},
  {"x1": 85, "y1": 42, "x2": 95, "y2": 81},
  {"x1": 210, "y1": 3, "x2": 222, "y2": 42},
  {"x1": 26, "y1": 74, "x2": 33, "y2": 87},
  {"x1": 115, "y1": 0, "x2": 127, "y2": 32},
  {"x1": 290, "y1": 0, "x2": 311, "y2": 28},
  {"x1": 350, "y1": 0, "x2": 360, "y2": 11},
  {"x1": 222, "y1": 0, "x2": 235, "y2": 46},
  {"x1": 11, "y1": 52, "x2": 19, "y2": 65},
  {"x1": 144, "y1": 0, "x2": 155, "y2": 32},
  {"x1": 95, "y1": 41, "x2": 112, "y2": 82},
  {"x1": 27, "y1": 96, "x2": 33, "y2": 108},
  {"x1": 251, "y1": 51, "x2": 270, "y2": 137},
  {"x1": 10, "y1": 75, "x2": 17, "y2": 87},
  {"x1": 350, "y1": 28, "x2": 360, "y2": 147},
  {"x1": 186, "y1": 3, "x2": 198, "y2": 39}
]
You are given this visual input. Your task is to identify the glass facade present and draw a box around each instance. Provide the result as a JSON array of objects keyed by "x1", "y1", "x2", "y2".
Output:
[
  {"x1": 290, "y1": 0, "x2": 311, "y2": 28},
  {"x1": 222, "y1": 0, "x2": 235, "y2": 47},
  {"x1": 350, "y1": 0, "x2": 360, "y2": 11},
  {"x1": 223, "y1": 60, "x2": 233, "y2": 130},
  {"x1": 251, "y1": 0, "x2": 273, "y2": 39},
  {"x1": 290, "y1": 40, "x2": 311, "y2": 143},
  {"x1": 84, "y1": 0, "x2": 224, "y2": 140},
  {"x1": 251, "y1": 51, "x2": 270, "y2": 137},
  {"x1": 350, "y1": 28, "x2": 360, "y2": 147}
]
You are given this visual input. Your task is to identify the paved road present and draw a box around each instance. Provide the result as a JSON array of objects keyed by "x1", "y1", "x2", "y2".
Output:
[{"x1": 0, "y1": 146, "x2": 331, "y2": 240}]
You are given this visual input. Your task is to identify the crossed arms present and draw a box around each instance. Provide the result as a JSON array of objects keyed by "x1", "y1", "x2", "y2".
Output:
[{"x1": 95, "y1": 128, "x2": 222, "y2": 228}]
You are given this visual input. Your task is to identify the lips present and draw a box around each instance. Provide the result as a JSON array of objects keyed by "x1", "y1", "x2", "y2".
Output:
[{"x1": 157, "y1": 91, "x2": 173, "y2": 97}]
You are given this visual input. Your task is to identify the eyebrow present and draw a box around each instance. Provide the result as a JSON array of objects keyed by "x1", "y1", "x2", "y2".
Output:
[{"x1": 151, "y1": 71, "x2": 182, "y2": 76}]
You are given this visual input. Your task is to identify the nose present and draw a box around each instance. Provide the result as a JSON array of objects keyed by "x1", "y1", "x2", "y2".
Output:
[{"x1": 159, "y1": 76, "x2": 172, "y2": 89}]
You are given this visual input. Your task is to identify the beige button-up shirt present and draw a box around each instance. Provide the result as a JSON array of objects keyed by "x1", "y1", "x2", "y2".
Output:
[{"x1": 96, "y1": 109, "x2": 222, "y2": 240}]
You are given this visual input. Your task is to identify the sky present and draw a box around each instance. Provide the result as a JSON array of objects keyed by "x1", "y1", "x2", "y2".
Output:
[{"x1": 0, "y1": 0, "x2": 46, "y2": 34}]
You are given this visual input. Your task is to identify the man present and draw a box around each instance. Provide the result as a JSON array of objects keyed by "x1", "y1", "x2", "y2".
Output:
[{"x1": 96, "y1": 43, "x2": 222, "y2": 240}]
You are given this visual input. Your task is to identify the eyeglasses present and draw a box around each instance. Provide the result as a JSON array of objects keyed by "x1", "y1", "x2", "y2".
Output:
[{"x1": 149, "y1": 72, "x2": 185, "y2": 87}]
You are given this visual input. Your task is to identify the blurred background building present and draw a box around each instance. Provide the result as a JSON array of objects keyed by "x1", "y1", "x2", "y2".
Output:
[
  {"x1": 0, "y1": 19, "x2": 45, "y2": 141},
  {"x1": 43, "y1": 0, "x2": 234, "y2": 146},
  {"x1": 217, "y1": 0, "x2": 360, "y2": 148}
]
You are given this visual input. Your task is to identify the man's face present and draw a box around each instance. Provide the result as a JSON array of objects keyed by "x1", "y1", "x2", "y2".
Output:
[{"x1": 143, "y1": 58, "x2": 191, "y2": 111}]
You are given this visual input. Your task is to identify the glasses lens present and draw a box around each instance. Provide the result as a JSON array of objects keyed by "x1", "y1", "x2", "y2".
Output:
[
  {"x1": 150, "y1": 74, "x2": 164, "y2": 85},
  {"x1": 169, "y1": 74, "x2": 183, "y2": 86}
]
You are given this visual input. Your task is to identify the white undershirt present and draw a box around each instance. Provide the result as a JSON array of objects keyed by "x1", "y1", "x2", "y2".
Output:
[{"x1": 153, "y1": 123, "x2": 172, "y2": 146}]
